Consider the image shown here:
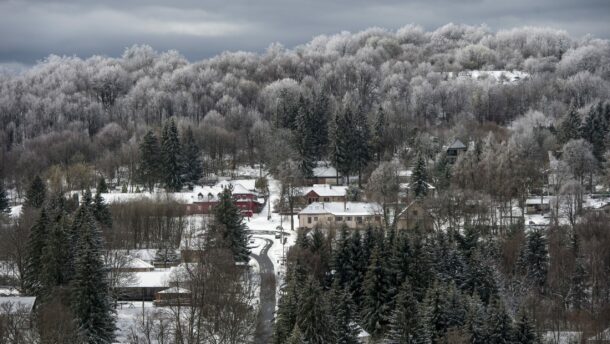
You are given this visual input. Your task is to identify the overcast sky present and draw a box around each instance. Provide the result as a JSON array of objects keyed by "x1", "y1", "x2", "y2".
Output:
[{"x1": 0, "y1": 0, "x2": 609, "y2": 66}]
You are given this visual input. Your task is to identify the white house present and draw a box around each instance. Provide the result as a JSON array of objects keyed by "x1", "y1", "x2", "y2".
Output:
[{"x1": 298, "y1": 202, "x2": 383, "y2": 229}]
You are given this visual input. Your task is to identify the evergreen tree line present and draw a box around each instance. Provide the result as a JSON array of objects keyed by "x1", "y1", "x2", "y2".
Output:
[
  {"x1": 274, "y1": 225, "x2": 543, "y2": 344},
  {"x1": 558, "y1": 101, "x2": 610, "y2": 163},
  {"x1": 21, "y1": 177, "x2": 115, "y2": 344},
  {"x1": 138, "y1": 118, "x2": 203, "y2": 192}
]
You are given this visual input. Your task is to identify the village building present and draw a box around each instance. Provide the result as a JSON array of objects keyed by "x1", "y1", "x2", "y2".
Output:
[
  {"x1": 395, "y1": 200, "x2": 434, "y2": 231},
  {"x1": 525, "y1": 197, "x2": 552, "y2": 214},
  {"x1": 186, "y1": 182, "x2": 264, "y2": 217},
  {"x1": 446, "y1": 139, "x2": 467, "y2": 163},
  {"x1": 0, "y1": 296, "x2": 37, "y2": 330},
  {"x1": 298, "y1": 202, "x2": 383, "y2": 229},
  {"x1": 301, "y1": 184, "x2": 348, "y2": 204},
  {"x1": 113, "y1": 255, "x2": 155, "y2": 273},
  {"x1": 154, "y1": 287, "x2": 191, "y2": 307}
]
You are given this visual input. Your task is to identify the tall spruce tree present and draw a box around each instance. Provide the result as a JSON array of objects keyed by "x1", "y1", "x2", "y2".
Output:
[
  {"x1": 485, "y1": 298, "x2": 514, "y2": 344},
  {"x1": 0, "y1": 181, "x2": 9, "y2": 214},
  {"x1": 332, "y1": 109, "x2": 355, "y2": 184},
  {"x1": 373, "y1": 106, "x2": 387, "y2": 163},
  {"x1": 412, "y1": 155, "x2": 429, "y2": 198},
  {"x1": 360, "y1": 246, "x2": 391, "y2": 339},
  {"x1": 274, "y1": 268, "x2": 301, "y2": 344},
  {"x1": 568, "y1": 256, "x2": 589, "y2": 310},
  {"x1": 312, "y1": 91, "x2": 330, "y2": 160},
  {"x1": 138, "y1": 130, "x2": 161, "y2": 191},
  {"x1": 181, "y1": 126, "x2": 204, "y2": 187},
  {"x1": 25, "y1": 175, "x2": 46, "y2": 208},
  {"x1": 296, "y1": 276, "x2": 334, "y2": 344},
  {"x1": 96, "y1": 178, "x2": 109, "y2": 194},
  {"x1": 209, "y1": 187, "x2": 250, "y2": 262},
  {"x1": 353, "y1": 108, "x2": 372, "y2": 187},
  {"x1": 40, "y1": 215, "x2": 71, "y2": 292},
  {"x1": 286, "y1": 324, "x2": 306, "y2": 344},
  {"x1": 558, "y1": 105, "x2": 582, "y2": 144},
  {"x1": 330, "y1": 281, "x2": 360, "y2": 344},
  {"x1": 295, "y1": 96, "x2": 316, "y2": 177},
  {"x1": 387, "y1": 280, "x2": 420, "y2": 344},
  {"x1": 93, "y1": 190, "x2": 112, "y2": 229},
  {"x1": 581, "y1": 102, "x2": 608, "y2": 162},
  {"x1": 519, "y1": 230, "x2": 549, "y2": 291},
  {"x1": 463, "y1": 295, "x2": 489, "y2": 344},
  {"x1": 23, "y1": 208, "x2": 50, "y2": 294},
  {"x1": 70, "y1": 204, "x2": 115, "y2": 344},
  {"x1": 513, "y1": 311, "x2": 538, "y2": 344},
  {"x1": 161, "y1": 118, "x2": 183, "y2": 191}
]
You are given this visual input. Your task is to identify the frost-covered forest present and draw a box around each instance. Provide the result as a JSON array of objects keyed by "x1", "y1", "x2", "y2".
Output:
[{"x1": 1, "y1": 23, "x2": 610, "y2": 344}]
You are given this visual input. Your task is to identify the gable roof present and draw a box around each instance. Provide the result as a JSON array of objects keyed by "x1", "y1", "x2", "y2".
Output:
[
  {"x1": 299, "y1": 202, "x2": 382, "y2": 216},
  {"x1": 448, "y1": 139, "x2": 467, "y2": 150},
  {"x1": 0, "y1": 296, "x2": 36, "y2": 314},
  {"x1": 302, "y1": 184, "x2": 348, "y2": 197}
]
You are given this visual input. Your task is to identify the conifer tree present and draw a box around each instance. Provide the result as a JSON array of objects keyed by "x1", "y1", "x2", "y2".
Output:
[
  {"x1": 463, "y1": 295, "x2": 489, "y2": 344},
  {"x1": 274, "y1": 268, "x2": 301, "y2": 344},
  {"x1": 412, "y1": 302, "x2": 433, "y2": 344},
  {"x1": 295, "y1": 96, "x2": 316, "y2": 177},
  {"x1": 568, "y1": 256, "x2": 589, "y2": 310},
  {"x1": 40, "y1": 215, "x2": 71, "y2": 292},
  {"x1": 161, "y1": 118, "x2": 183, "y2": 191},
  {"x1": 581, "y1": 102, "x2": 608, "y2": 162},
  {"x1": 348, "y1": 229, "x2": 366, "y2": 309},
  {"x1": 286, "y1": 324, "x2": 306, "y2": 344},
  {"x1": 558, "y1": 105, "x2": 582, "y2": 144},
  {"x1": 23, "y1": 208, "x2": 50, "y2": 294},
  {"x1": 513, "y1": 311, "x2": 538, "y2": 344},
  {"x1": 181, "y1": 126, "x2": 204, "y2": 187},
  {"x1": 93, "y1": 190, "x2": 112, "y2": 229},
  {"x1": 464, "y1": 249, "x2": 498, "y2": 304},
  {"x1": 0, "y1": 181, "x2": 10, "y2": 214},
  {"x1": 330, "y1": 281, "x2": 360, "y2": 344},
  {"x1": 360, "y1": 246, "x2": 391, "y2": 338},
  {"x1": 25, "y1": 175, "x2": 47, "y2": 208},
  {"x1": 387, "y1": 280, "x2": 420, "y2": 343},
  {"x1": 96, "y1": 177, "x2": 109, "y2": 194},
  {"x1": 373, "y1": 106, "x2": 387, "y2": 163},
  {"x1": 519, "y1": 230, "x2": 548, "y2": 291},
  {"x1": 332, "y1": 110, "x2": 354, "y2": 184},
  {"x1": 312, "y1": 91, "x2": 330, "y2": 160},
  {"x1": 485, "y1": 298, "x2": 514, "y2": 344},
  {"x1": 296, "y1": 276, "x2": 334, "y2": 344},
  {"x1": 433, "y1": 154, "x2": 451, "y2": 191},
  {"x1": 70, "y1": 204, "x2": 115, "y2": 344},
  {"x1": 353, "y1": 108, "x2": 372, "y2": 187},
  {"x1": 209, "y1": 187, "x2": 250, "y2": 262},
  {"x1": 412, "y1": 155, "x2": 429, "y2": 198},
  {"x1": 138, "y1": 130, "x2": 161, "y2": 191}
]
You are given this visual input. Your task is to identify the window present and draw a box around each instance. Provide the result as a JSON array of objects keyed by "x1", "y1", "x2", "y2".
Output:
[
  {"x1": 313, "y1": 217, "x2": 318, "y2": 222},
  {"x1": 375, "y1": 216, "x2": 381, "y2": 222},
  {"x1": 328, "y1": 216, "x2": 333, "y2": 221},
  {"x1": 346, "y1": 216, "x2": 352, "y2": 221},
  {"x1": 412, "y1": 210, "x2": 418, "y2": 216},
  {"x1": 336, "y1": 216, "x2": 343, "y2": 221},
  {"x1": 356, "y1": 216, "x2": 363, "y2": 224},
  {"x1": 308, "y1": 217, "x2": 312, "y2": 224},
  {"x1": 323, "y1": 197, "x2": 330, "y2": 202}
]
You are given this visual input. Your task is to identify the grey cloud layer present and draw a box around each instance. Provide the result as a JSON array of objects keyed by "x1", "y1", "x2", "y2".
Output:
[{"x1": 0, "y1": 0, "x2": 608, "y2": 64}]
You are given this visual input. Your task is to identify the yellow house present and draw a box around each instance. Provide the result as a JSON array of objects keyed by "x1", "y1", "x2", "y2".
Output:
[
  {"x1": 298, "y1": 202, "x2": 383, "y2": 229},
  {"x1": 395, "y1": 200, "x2": 434, "y2": 231}
]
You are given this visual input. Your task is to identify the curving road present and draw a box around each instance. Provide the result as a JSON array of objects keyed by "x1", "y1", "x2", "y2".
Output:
[{"x1": 251, "y1": 237, "x2": 276, "y2": 344}]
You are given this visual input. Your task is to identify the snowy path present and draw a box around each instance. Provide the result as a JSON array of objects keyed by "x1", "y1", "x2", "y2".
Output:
[{"x1": 250, "y1": 237, "x2": 275, "y2": 344}]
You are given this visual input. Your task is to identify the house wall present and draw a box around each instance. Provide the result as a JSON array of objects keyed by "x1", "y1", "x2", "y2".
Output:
[{"x1": 299, "y1": 213, "x2": 382, "y2": 229}]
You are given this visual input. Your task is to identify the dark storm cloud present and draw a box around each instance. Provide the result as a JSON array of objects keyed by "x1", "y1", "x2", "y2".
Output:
[{"x1": 0, "y1": 0, "x2": 608, "y2": 65}]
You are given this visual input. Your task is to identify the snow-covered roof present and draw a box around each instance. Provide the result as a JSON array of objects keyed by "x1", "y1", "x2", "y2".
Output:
[
  {"x1": 312, "y1": 165, "x2": 337, "y2": 177},
  {"x1": 400, "y1": 182, "x2": 436, "y2": 190},
  {"x1": 448, "y1": 139, "x2": 467, "y2": 150},
  {"x1": 525, "y1": 197, "x2": 553, "y2": 205},
  {"x1": 158, "y1": 287, "x2": 191, "y2": 294},
  {"x1": 398, "y1": 169, "x2": 413, "y2": 177},
  {"x1": 0, "y1": 296, "x2": 36, "y2": 314},
  {"x1": 302, "y1": 184, "x2": 347, "y2": 197},
  {"x1": 124, "y1": 256, "x2": 154, "y2": 269},
  {"x1": 125, "y1": 270, "x2": 172, "y2": 288},
  {"x1": 100, "y1": 180, "x2": 258, "y2": 205},
  {"x1": 299, "y1": 202, "x2": 382, "y2": 216}
]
